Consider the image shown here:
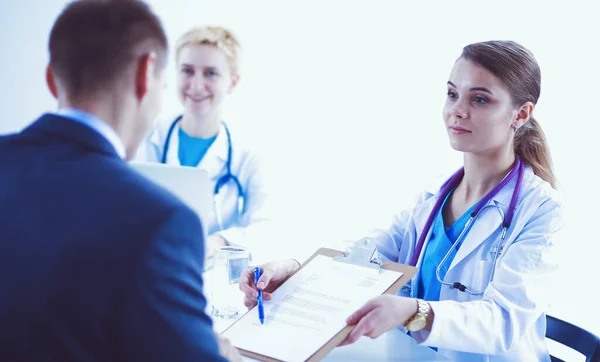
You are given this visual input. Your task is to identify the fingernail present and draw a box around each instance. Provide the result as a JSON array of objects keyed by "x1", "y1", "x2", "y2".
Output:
[
  {"x1": 253, "y1": 291, "x2": 258, "y2": 297},
  {"x1": 257, "y1": 282, "x2": 265, "y2": 289}
]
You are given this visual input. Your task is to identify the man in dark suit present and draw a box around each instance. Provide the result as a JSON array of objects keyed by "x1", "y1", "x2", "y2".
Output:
[{"x1": 0, "y1": 1, "x2": 240, "y2": 361}]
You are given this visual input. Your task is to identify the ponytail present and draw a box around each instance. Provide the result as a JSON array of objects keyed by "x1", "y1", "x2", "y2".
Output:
[{"x1": 514, "y1": 116, "x2": 557, "y2": 189}]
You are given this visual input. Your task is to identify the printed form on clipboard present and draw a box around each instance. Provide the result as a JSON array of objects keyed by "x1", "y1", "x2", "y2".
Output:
[{"x1": 221, "y1": 243, "x2": 417, "y2": 362}]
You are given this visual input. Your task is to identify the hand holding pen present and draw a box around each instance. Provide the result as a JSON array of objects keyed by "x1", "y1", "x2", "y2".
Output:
[
  {"x1": 239, "y1": 260, "x2": 301, "y2": 310},
  {"x1": 254, "y1": 267, "x2": 265, "y2": 324}
]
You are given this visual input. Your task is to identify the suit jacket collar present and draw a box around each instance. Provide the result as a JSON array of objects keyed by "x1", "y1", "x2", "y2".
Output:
[{"x1": 21, "y1": 114, "x2": 122, "y2": 159}]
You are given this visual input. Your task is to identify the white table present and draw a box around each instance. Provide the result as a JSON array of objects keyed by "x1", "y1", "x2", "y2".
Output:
[
  {"x1": 319, "y1": 328, "x2": 450, "y2": 362},
  {"x1": 204, "y1": 272, "x2": 450, "y2": 362}
]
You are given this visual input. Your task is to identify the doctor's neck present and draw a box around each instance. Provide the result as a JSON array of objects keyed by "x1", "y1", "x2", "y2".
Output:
[
  {"x1": 461, "y1": 149, "x2": 516, "y2": 199},
  {"x1": 180, "y1": 112, "x2": 221, "y2": 138}
]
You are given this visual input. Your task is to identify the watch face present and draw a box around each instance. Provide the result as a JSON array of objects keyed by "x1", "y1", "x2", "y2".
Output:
[{"x1": 408, "y1": 316, "x2": 427, "y2": 332}]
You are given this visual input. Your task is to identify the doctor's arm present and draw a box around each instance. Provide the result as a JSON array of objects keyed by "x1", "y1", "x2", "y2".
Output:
[
  {"x1": 367, "y1": 207, "x2": 411, "y2": 262},
  {"x1": 213, "y1": 154, "x2": 279, "y2": 262},
  {"x1": 367, "y1": 190, "x2": 432, "y2": 262},
  {"x1": 412, "y1": 197, "x2": 564, "y2": 354}
]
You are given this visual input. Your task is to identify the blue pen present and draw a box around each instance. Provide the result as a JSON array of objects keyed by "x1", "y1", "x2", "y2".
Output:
[{"x1": 254, "y1": 267, "x2": 265, "y2": 324}]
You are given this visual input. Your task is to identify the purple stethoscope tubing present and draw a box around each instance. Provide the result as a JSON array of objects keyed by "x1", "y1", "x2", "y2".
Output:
[{"x1": 410, "y1": 158, "x2": 525, "y2": 269}]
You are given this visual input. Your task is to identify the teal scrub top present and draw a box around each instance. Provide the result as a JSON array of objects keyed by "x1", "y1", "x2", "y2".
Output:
[
  {"x1": 416, "y1": 189, "x2": 477, "y2": 301},
  {"x1": 177, "y1": 127, "x2": 217, "y2": 167}
]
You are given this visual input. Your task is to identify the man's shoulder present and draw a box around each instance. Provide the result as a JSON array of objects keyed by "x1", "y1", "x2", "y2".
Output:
[
  {"x1": 100, "y1": 160, "x2": 196, "y2": 216},
  {"x1": 0, "y1": 131, "x2": 21, "y2": 148},
  {"x1": 82, "y1": 159, "x2": 204, "y2": 254}
]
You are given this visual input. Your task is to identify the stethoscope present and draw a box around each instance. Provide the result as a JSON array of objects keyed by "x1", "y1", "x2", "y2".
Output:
[
  {"x1": 410, "y1": 157, "x2": 525, "y2": 296},
  {"x1": 161, "y1": 115, "x2": 245, "y2": 230}
]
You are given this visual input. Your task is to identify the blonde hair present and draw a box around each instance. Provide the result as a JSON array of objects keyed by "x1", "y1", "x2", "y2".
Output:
[{"x1": 175, "y1": 26, "x2": 240, "y2": 76}]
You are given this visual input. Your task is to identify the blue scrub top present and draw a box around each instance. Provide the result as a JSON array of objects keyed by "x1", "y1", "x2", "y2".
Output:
[
  {"x1": 417, "y1": 189, "x2": 477, "y2": 301},
  {"x1": 177, "y1": 128, "x2": 217, "y2": 167}
]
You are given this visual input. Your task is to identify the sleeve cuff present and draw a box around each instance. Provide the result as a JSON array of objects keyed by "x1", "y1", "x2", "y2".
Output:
[
  {"x1": 215, "y1": 228, "x2": 245, "y2": 248},
  {"x1": 412, "y1": 301, "x2": 446, "y2": 346}
]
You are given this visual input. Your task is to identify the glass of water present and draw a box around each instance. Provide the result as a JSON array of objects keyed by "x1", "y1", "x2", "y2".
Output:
[{"x1": 211, "y1": 246, "x2": 250, "y2": 319}]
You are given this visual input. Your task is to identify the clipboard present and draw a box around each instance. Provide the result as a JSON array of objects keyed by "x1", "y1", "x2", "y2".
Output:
[{"x1": 221, "y1": 238, "x2": 417, "y2": 362}]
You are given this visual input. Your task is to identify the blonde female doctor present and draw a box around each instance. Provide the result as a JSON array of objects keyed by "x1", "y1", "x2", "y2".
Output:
[
  {"x1": 240, "y1": 40, "x2": 565, "y2": 362},
  {"x1": 135, "y1": 26, "x2": 273, "y2": 261}
]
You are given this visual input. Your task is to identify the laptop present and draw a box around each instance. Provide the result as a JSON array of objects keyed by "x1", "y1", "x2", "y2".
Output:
[{"x1": 128, "y1": 161, "x2": 212, "y2": 231}]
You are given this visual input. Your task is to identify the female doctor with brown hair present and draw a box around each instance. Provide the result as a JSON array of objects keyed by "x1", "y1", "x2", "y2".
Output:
[{"x1": 239, "y1": 40, "x2": 564, "y2": 362}]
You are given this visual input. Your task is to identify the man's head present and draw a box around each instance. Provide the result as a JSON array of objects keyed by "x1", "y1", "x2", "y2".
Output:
[{"x1": 46, "y1": 0, "x2": 168, "y2": 158}]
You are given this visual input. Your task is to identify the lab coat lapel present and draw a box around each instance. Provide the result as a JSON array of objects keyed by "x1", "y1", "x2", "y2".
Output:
[
  {"x1": 411, "y1": 181, "x2": 445, "y2": 268},
  {"x1": 160, "y1": 121, "x2": 181, "y2": 165},
  {"x1": 409, "y1": 192, "x2": 438, "y2": 296},
  {"x1": 197, "y1": 123, "x2": 228, "y2": 179},
  {"x1": 412, "y1": 195, "x2": 438, "y2": 266}
]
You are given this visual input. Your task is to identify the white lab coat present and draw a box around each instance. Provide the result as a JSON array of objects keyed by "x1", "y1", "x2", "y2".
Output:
[
  {"x1": 134, "y1": 119, "x2": 278, "y2": 264},
  {"x1": 369, "y1": 166, "x2": 564, "y2": 362}
]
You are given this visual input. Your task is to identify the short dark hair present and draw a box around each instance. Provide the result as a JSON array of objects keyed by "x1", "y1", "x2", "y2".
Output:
[{"x1": 49, "y1": 0, "x2": 168, "y2": 101}]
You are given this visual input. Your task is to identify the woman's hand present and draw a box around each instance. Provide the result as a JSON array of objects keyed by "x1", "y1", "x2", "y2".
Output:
[
  {"x1": 239, "y1": 259, "x2": 300, "y2": 308},
  {"x1": 215, "y1": 333, "x2": 242, "y2": 362},
  {"x1": 339, "y1": 295, "x2": 419, "y2": 346},
  {"x1": 205, "y1": 234, "x2": 228, "y2": 259}
]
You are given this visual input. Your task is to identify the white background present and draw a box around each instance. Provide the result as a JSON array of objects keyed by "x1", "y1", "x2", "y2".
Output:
[{"x1": 1, "y1": 1, "x2": 599, "y2": 360}]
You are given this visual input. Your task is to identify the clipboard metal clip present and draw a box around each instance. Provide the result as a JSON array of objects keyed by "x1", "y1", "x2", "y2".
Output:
[{"x1": 333, "y1": 238, "x2": 381, "y2": 271}]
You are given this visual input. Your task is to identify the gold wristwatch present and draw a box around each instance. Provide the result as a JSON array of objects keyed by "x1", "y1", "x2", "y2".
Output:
[{"x1": 404, "y1": 299, "x2": 430, "y2": 332}]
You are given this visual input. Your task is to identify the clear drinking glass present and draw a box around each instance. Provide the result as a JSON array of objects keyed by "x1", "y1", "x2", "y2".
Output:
[{"x1": 210, "y1": 246, "x2": 250, "y2": 319}]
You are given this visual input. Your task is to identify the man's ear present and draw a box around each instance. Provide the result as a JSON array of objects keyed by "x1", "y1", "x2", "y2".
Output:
[
  {"x1": 135, "y1": 52, "x2": 157, "y2": 101},
  {"x1": 46, "y1": 64, "x2": 59, "y2": 99}
]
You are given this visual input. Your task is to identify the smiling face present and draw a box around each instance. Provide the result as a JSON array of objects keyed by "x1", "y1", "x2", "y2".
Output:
[
  {"x1": 443, "y1": 58, "x2": 523, "y2": 156},
  {"x1": 176, "y1": 43, "x2": 236, "y2": 120}
]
